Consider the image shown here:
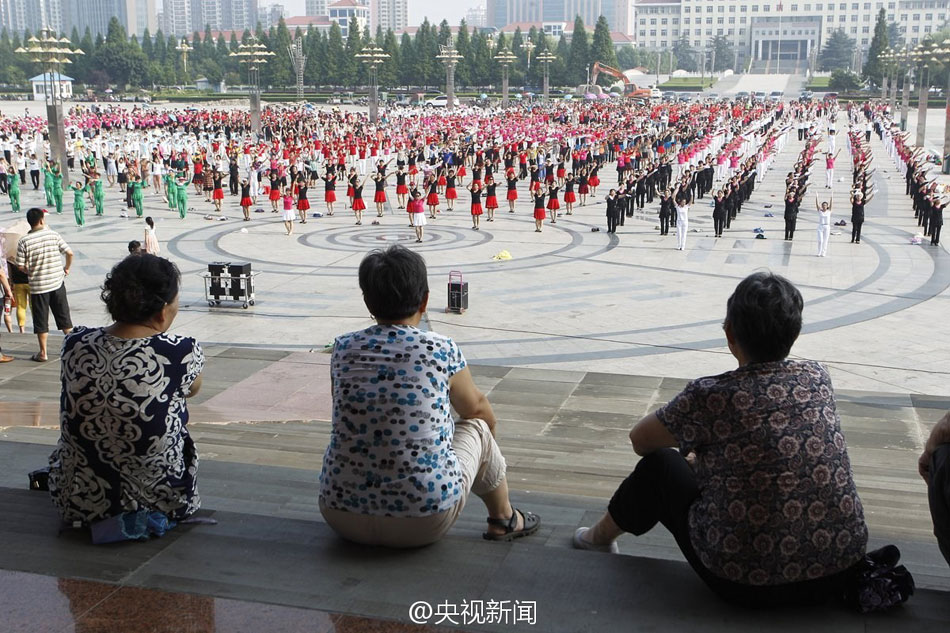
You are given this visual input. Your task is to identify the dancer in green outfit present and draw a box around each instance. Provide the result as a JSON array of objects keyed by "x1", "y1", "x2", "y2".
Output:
[
  {"x1": 7, "y1": 166, "x2": 19, "y2": 211},
  {"x1": 50, "y1": 164, "x2": 64, "y2": 214},
  {"x1": 90, "y1": 172, "x2": 105, "y2": 215},
  {"x1": 130, "y1": 174, "x2": 144, "y2": 217},
  {"x1": 176, "y1": 177, "x2": 188, "y2": 218},
  {"x1": 42, "y1": 162, "x2": 54, "y2": 206},
  {"x1": 70, "y1": 180, "x2": 87, "y2": 226},
  {"x1": 164, "y1": 171, "x2": 176, "y2": 209}
]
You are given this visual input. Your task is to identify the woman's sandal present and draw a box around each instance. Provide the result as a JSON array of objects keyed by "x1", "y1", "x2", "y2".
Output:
[{"x1": 482, "y1": 509, "x2": 541, "y2": 542}]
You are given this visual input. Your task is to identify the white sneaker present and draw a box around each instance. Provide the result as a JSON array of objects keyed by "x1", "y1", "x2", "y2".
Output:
[{"x1": 573, "y1": 527, "x2": 619, "y2": 554}]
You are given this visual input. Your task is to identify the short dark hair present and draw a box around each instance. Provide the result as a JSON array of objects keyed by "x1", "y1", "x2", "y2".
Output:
[
  {"x1": 26, "y1": 207, "x2": 44, "y2": 228},
  {"x1": 358, "y1": 245, "x2": 429, "y2": 321},
  {"x1": 724, "y1": 272, "x2": 803, "y2": 363},
  {"x1": 128, "y1": 240, "x2": 142, "y2": 254},
  {"x1": 101, "y1": 254, "x2": 180, "y2": 324}
]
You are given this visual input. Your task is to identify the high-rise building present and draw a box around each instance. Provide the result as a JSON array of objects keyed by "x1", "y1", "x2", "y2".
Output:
[
  {"x1": 306, "y1": 0, "x2": 328, "y2": 16},
  {"x1": 162, "y1": 0, "x2": 192, "y2": 35},
  {"x1": 222, "y1": 0, "x2": 259, "y2": 31},
  {"x1": 124, "y1": 0, "x2": 157, "y2": 36},
  {"x1": 633, "y1": 0, "x2": 950, "y2": 71},
  {"x1": 465, "y1": 4, "x2": 488, "y2": 28},
  {"x1": 0, "y1": 0, "x2": 63, "y2": 34},
  {"x1": 485, "y1": 1, "x2": 628, "y2": 32},
  {"x1": 371, "y1": 0, "x2": 407, "y2": 33},
  {"x1": 257, "y1": 3, "x2": 287, "y2": 29},
  {"x1": 190, "y1": 0, "x2": 222, "y2": 31}
]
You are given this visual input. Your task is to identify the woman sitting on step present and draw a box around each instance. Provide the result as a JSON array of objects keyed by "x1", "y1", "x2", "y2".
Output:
[
  {"x1": 574, "y1": 272, "x2": 871, "y2": 607},
  {"x1": 318, "y1": 245, "x2": 540, "y2": 547}
]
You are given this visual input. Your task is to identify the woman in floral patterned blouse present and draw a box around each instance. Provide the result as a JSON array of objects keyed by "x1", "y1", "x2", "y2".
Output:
[{"x1": 574, "y1": 272, "x2": 869, "y2": 607}]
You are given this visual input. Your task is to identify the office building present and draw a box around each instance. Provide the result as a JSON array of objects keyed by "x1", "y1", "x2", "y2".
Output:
[
  {"x1": 371, "y1": 0, "x2": 407, "y2": 32},
  {"x1": 0, "y1": 0, "x2": 63, "y2": 34},
  {"x1": 486, "y1": 0, "x2": 633, "y2": 33},
  {"x1": 258, "y1": 2, "x2": 287, "y2": 28},
  {"x1": 306, "y1": 0, "x2": 329, "y2": 15}
]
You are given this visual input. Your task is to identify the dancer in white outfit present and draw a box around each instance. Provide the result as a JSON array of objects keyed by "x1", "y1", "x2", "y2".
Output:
[
  {"x1": 816, "y1": 194, "x2": 833, "y2": 257},
  {"x1": 675, "y1": 189, "x2": 691, "y2": 251},
  {"x1": 825, "y1": 150, "x2": 840, "y2": 188}
]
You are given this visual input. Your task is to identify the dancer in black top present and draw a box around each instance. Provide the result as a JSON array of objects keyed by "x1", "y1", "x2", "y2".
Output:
[
  {"x1": 506, "y1": 170, "x2": 518, "y2": 213},
  {"x1": 484, "y1": 175, "x2": 498, "y2": 222},
  {"x1": 468, "y1": 181, "x2": 484, "y2": 230},
  {"x1": 321, "y1": 169, "x2": 337, "y2": 216}
]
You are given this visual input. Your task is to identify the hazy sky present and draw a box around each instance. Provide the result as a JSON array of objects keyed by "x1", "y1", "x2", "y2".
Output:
[{"x1": 241, "y1": 1, "x2": 473, "y2": 25}]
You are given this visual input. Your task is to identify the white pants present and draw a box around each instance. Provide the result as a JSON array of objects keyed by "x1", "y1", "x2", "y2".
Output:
[
  {"x1": 828, "y1": 136, "x2": 836, "y2": 153},
  {"x1": 817, "y1": 224, "x2": 831, "y2": 256},
  {"x1": 826, "y1": 168, "x2": 834, "y2": 188},
  {"x1": 676, "y1": 212, "x2": 689, "y2": 250}
]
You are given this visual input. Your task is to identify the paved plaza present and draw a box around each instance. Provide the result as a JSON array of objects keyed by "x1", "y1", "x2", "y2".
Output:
[{"x1": 1, "y1": 101, "x2": 950, "y2": 631}]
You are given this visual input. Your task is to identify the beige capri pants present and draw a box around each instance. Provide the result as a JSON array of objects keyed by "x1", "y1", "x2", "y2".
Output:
[{"x1": 319, "y1": 418, "x2": 507, "y2": 548}]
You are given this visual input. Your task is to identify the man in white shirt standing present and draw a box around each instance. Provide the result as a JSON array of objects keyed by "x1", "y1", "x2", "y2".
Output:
[{"x1": 14, "y1": 208, "x2": 74, "y2": 362}]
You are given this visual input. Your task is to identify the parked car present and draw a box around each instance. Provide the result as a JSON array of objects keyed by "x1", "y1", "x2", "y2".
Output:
[
  {"x1": 735, "y1": 91, "x2": 750, "y2": 100},
  {"x1": 677, "y1": 93, "x2": 693, "y2": 102},
  {"x1": 648, "y1": 86, "x2": 662, "y2": 99},
  {"x1": 425, "y1": 94, "x2": 461, "y2": 107},
  {"x1": 752, "y1": 91, "x2": 766, "y2": 101},
  {"x1": 799, "y1": 91, "x2": 814, "y2": 103},
  {"x1": 392, "y1": 96, "x2": 413, "y2": 107},
  {"x1": 706, "y1": 92, "x2": 719, "y2": 100},
  {"x1": 770, "y1": 90, "x2": 784, "y2": 100},
  {"x1": 662, "y1": 91, "x2": 677, "y2": 101}
]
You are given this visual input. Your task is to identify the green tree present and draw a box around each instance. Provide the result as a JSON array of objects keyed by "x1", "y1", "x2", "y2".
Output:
[
  {"x1": 344, "y1": 16, "x2": 363, "y2": 86},
  {"x1": 269, "y1": 17, "x2": 293, "y2": 87},
  {"x1": 864, "y1": 8, "x2": 889, "y2": 86},
  {"x1": 550, "y1": 33, "x2": 569, "y2": 86},
  {"x1": 829, "y1": 69, "x2": 862, "y2": 91},
  {"x1": 510, "y1": 28, "x2": 525, "y2": 86},
  {"x1": 455, "y1": 21, "x2": 471, "y2": 87},
  {"x1": 672, "y1": 37, "x2": 698, "y2": 72},
  {"x1": 380, "y1": 28, "x2": 400, "y2": 89},
  {"x1": 326, "y1": 21, "x2": 345, "y2": 85},
  {"x1": 820, "y1": 30, "x2": 856, "y2": 71},
  {"x1": 887, "y1": 21, "x2": 902, "y2": 48},
  {"x1": 141, "y1": 28, "x2": 153, "y2": 60},
  {"x1": 399, "y1": 31, "x2": 414, "y2": 86},
  {"x1": 590, "y1": 15, "x2": 618, "y2": 84},
  {"x1": 567, "y1": 16, "x2": 590, "y2": 86},
  {"x1": 711, "y1": 35, "x2": 734, "y2": 72},
  {"x1": 468, "y1": 28, "x2": 491, "y2": 87}
]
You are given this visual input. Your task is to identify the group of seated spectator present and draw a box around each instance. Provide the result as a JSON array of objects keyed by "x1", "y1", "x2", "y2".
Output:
[{"x1": 45, "y1": 245, "x2": 948, "y2": 610}]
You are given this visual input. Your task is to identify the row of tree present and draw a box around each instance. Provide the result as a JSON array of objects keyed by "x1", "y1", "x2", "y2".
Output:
[{"x1": 0, "y1": 14, "x2": 743, "y2": 93}]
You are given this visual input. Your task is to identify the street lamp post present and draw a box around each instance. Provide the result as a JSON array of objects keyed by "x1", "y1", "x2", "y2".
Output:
[
  {"x1": 436, "y1": 37, "x2": 463, "y2": 113},
  {"x1": 288, "y1": 36, "x2": 306, "y2": 101},
  {"x1": 15, "y1": 28, "x2": 84, "y2": 187},
  {"x1": 494, "y1": 47, "x2": 517, "y2": 107},
  {"x1": 938, "y1": 39, "x2": 950, "y2": 174},
  {"x1": 901, "y1": 46, "x2": 912, "y2": 132},
  {"x1": 521, "y1": 38, "x2": 536, "y2": 74},
  {"x1": 881, "y1": 47, "x2": 892, "y2": 101},
  {"x1": 537, "y1": 47, "x2": 556, "y2": 101},
  {"x1": 911, "y1": 42, "x2": 936, "y2": 149},
  {"x1": 176, "y1": 37, "x2": 193, "y2": 75},
  {"x1": 356, "y1": 45, "x2": 390, "y2": 124},
  {"x1": 230, "y1": 37, "x2": 275, "y2": 139}
]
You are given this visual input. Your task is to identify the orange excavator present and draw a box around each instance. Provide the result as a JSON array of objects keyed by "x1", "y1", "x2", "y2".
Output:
[{"x1": 590, "y1": 61, "x2": 653, "y2": 98}]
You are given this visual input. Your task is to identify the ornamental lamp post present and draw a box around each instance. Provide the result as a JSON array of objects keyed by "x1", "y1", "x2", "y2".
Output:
[
  {"x1": 356, "y1": 45, "x2": 390, "y2": 124},
  {"x1": 937, "y1": 39, "x2": 950, "y2": 174},
  {"x1": 901, "y1": 45, "x2": 912, "y2": 132},
  {"x1": 436, "y1": 36, "x2": 463, "y2": 113},
  {"x1": 15, "y1": 28, "x2": 84, "y2": 187},
  {"x1": 176, "y1": 37, "x2": 193, "y2": 75},
  {"x1": 880, "y1": 47, "x2": 892, "y2": 101},
  {"x1": 494, "y1": 47, "x2": 517, "y2": 107},
  {"x1": 230, "y1": 37, "x2": 275, "y2": 138},
  {"x1": 521, "y1": 38, "x2": 536, "y2": 74},
  {"x1": 536, "y1": 47, "x2": 556, "y2": 101},
  {"x1": 911, "y1": 41, "x2": 937, "y2": 149}
]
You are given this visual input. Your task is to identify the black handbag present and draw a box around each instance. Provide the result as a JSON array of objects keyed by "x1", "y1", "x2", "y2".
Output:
[{"x1": 843, "y1": 545, "x2": 915, "y2": 613}]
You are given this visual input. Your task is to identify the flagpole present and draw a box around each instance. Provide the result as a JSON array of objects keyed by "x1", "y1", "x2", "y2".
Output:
[{"x1": 776, "y1": 3, "x2": 783, "y2": 74}]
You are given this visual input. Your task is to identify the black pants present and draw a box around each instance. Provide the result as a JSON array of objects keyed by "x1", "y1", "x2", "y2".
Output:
[
  {"x1": 713, "y1": 215, "x2": 725, "y2": 236},
  {"x1": 607, "y1": 213, "x2": 619, "y2": 233},
  {"x1": 30, "y1": 169, "x2": 39, "y2": 189},
  {"x1": 607, "y1": 449, "x2": 848, "y2": 607},
  {"x1": 126, "y1": 186, "x2": 134, "y2": 209},
  {"x1": 636, "y1": 191, "x2": 645, "y2": 209},
  {"x1": 18, "y1": 169, "x2": 25, "y2": 184},
  {"x1": 932, "y1": 224, "x2": 942, "y2": 245},
  {"x1": 930, "y1": 444, "x2": 950, "y2": 567},
  {"x1": 660, "y1": 214, "x2": 669, "y2": 235},
  {"x1": 851, "y1": 221, "x2": 863, "y2": 242},
  {"x1": 798, "y1": 129, "x2": 804, "y2": 141},
  {"x1": 229, "y1": 173, "x2": 238, "y2": 195},
  {"x1": 785, "y1": 216, "x2": 797, "y2": 240},
  {"x1": 866, "y1": 131, "x2": 872, "y2": 143}
]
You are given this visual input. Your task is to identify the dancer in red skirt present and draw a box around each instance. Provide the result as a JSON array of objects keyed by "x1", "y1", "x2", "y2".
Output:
[
  {"x1": 212, "y1": 170, "x2": 225, "y2": 212},
  {"x1": 556, "y1": 158, "x2": 566, "y2": 186},
  {"x1": 346, "y1": 167, "x2": 357, "y2": 207},
  {"x1": 425, "y1": 173, "x2": 439, "y2": 219},
  {"x1": 444, "y1": 168, "x2": 458, "y2": 211},
  {"x1": 532, "y1": 188, "x2": 546, "y2": 232},
  {"x1": 468, "y1": 181, "x2": 484, "y2": 230},
  {"x1": 588, "y1": 165, "x2": 601, "y2": 196},
  {"x1": 547, "y1": 182, "x2": 560, "y2": 224},
  {"x1": 506, "y1": 170, "x2": 518, "y2": 213},
  {"x1": 577, "y1": 168, "x2": 590, "y2": 207},
  {"x1": 395, "y1": 166, "x2": 409, "y2": 209},
  {"x1": 563, "y1": 173, "x2": 577, "y2": 215},
  {"x1": 321, "y1": 168, "x2": 337, "y2": 216},
  {"x1": 269, "y1": 170, "x2": 282, "y2": 212},
  {"x1": 239, "y1": 178, "x2": 252, "y2": 221},
  {"x1": 351, "y1": 174, "x2": 369, "y2": 225},
  {"x1": 296, "y1": 175, "x2": 310, "y2": 224},
  {"x1": 437, "y1": 165, "x2": 447, "y2": 194},
  {"x1": 484, "y1": 175, "x2": 498, "y2": 222},
  {"x1": 408, "y1": 188, "x2": 426, "y2": 242},
  {"x1": 371, "y1": 171, "x2": 390, "y2": 219}
]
